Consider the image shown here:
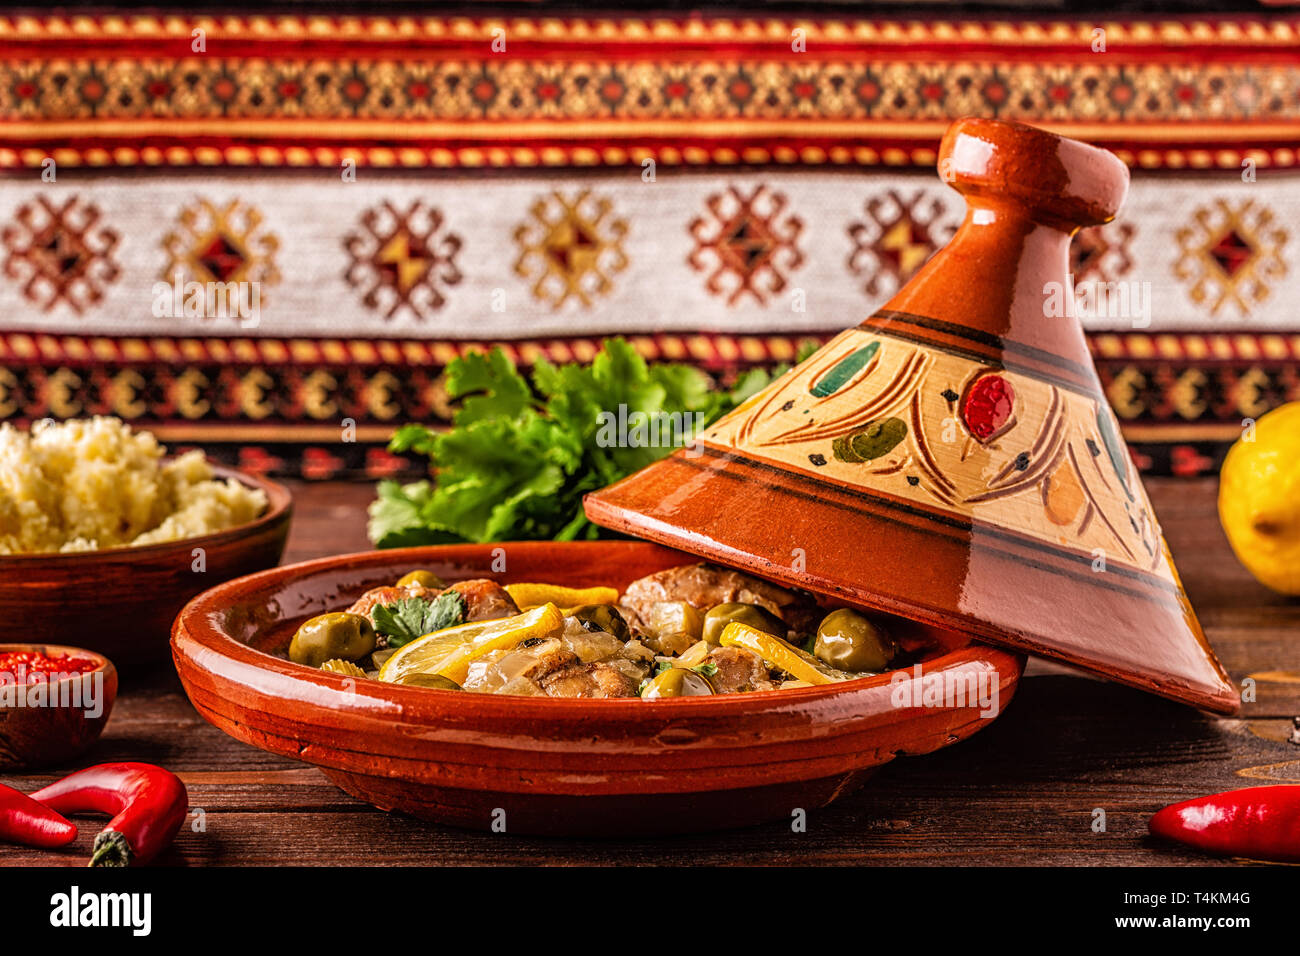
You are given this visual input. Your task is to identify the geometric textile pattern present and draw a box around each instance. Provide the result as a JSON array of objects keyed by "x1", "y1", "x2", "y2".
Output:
[
  {"x1": 343, "y1": 200, "x2": 463, "y2": 320},
  {"x1": 1, "y1": 196, "x2": 120, "y2": 314}
]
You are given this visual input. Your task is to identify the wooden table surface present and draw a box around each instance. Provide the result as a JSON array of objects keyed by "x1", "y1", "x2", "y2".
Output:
[{"x1": 5, "y1": 477, "x2": 1298, "y2": 866}]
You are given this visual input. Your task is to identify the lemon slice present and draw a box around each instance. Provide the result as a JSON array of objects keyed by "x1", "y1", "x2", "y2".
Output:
[
  {"x1": 378, "y1": 603, "x2": 564, "y2": 687},
  {"x1": 504, "y1": 583, "x2": 619, "y2": 612},
  {"x1": 719, "y1": 621, "x2": 854, "y2": 685}
]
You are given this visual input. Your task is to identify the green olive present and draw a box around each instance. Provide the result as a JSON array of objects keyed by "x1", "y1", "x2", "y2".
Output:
[
  {"x1": 396, "y1": 569, "x2": 446, "y2": 590},
  {"x1": 400, "y1": 673, "x2": 462, "y2": 691},
  {"x1": 813, "y1": 608, "x2": 896, "y2": 673},
  {"x1": 570, "y1": 604, "x2": 631, "y2": 641},
  {"x1": 701, "y1": 603, "x2": 785, "y2": 645},
  {"x1": 641, "y1": 667, "x2": 715, "y2": 699},
  {"x1": 289, "y1": 612, "x2": 376, "y2": 668}
]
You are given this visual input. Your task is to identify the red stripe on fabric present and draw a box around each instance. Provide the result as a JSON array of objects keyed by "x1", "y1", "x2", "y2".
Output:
[{"x1": 4, "y1": 40, "x2": 1300, "y2": 66}]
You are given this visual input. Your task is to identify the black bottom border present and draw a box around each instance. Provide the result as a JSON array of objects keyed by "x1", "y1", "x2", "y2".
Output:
[{"x1": 1, "y1": 863, "x2": 1290, "y2": 940}]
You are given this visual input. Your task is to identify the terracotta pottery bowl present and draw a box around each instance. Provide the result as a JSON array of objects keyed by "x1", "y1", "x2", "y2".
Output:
[
  {"x1": 0, "y1": 466, "x2": 291, "y2": 664},
  {"x1": 172, "y1": 541, "x2": 1025, "y2": 836},
  {"x1": 0, "y1": 643, "x2": 118, "y2": 770}
]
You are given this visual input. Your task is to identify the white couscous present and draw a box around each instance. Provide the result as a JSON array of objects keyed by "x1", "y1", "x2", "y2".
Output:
[{"x1": 0, "y1": 417, "x2": 267, "y2": 555}]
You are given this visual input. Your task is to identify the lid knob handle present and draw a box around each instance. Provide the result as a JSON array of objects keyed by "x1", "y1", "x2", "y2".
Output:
[{"x1": 939, "y1": 117, "x2": 1130, "y2": 230}]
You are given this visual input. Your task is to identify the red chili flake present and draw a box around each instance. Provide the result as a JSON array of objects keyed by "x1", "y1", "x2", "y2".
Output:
[
  {"x1": 960, "y1": 375, "x2": 1016, "y2": 442},
  {"x1": 0, "y1": 651, "x2": 99, "y2": 685}
]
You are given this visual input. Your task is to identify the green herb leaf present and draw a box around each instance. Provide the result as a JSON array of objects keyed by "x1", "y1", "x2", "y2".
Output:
[
  {"x1": 692, "y1": 662, "x2": 719, "y2": 678},
  {"x1": 387, "y1": 425, "x2": 440, "y2": 458},
  {"x1": 446, "y1": 349, "x2": 537, "y2": 424},
  {"x1": 371, "y1": 592, "x2": 467, "y2": 647},
  {"x1": 367, "y1": 480, "x2": 465, "y2": 549},
  {"x1": 369, "y1": 338, "x2": 805, "y2": 546}
]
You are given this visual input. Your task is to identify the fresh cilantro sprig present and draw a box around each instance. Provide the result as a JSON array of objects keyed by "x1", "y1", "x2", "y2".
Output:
[
  {"x1": 368, "y1": 337, "x2": 816, "y2": 546},
  {"x1": 371, "y1": 592, "x2": 467, "y2": 647}
]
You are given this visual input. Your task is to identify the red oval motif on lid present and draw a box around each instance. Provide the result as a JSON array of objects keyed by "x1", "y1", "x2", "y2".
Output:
[{"x1": 961, "y1": 374, "x2": 1016, "y2": 441}]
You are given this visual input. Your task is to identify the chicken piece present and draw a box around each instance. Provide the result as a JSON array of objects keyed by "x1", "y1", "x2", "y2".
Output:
[
  {"x1": 443, "y1": 579, "x2": 519, "y2": 621},
  {"x1": 540, "y1": 661, "x2": 640, "y2": 699},
  {"x1": 706, "y1": 645, "x2": 776, "y2": 694},
  {"x1": 346, "y1": 584, "x2": 442, "y2": 619},
  {"x1": 621, "y1": 563, "x2": 821, "y2": 634}
]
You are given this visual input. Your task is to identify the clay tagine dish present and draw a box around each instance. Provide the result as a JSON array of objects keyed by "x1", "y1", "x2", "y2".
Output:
[
  {"x1": 171, "y1": 541, "x2": 1025, "y2": 836},
  {"x1": 586, "y1": 117, "x2": 1237, "y2": 716}
]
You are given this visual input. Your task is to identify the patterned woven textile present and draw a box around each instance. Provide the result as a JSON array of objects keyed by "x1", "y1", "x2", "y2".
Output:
[{"x1": 2, "y1": 11, "x2": 1298, "y2": 478}]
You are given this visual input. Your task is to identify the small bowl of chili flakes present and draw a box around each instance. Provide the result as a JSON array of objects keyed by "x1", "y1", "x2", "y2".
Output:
[{"x1": 0, "y1": 645, "x2": 117, "y2": 770}]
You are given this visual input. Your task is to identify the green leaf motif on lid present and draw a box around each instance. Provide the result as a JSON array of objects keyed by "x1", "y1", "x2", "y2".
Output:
[
  {"x1": 810, "y1": 341, "x2": 880, "y2": 398},
  {"x1": 831, "y1": 417, "x2": 908, "y2": 463}
]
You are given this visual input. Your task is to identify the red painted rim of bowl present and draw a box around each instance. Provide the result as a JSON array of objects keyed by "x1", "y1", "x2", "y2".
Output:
[
  {"x1": 172, "y1": 541, "x2": 1026, "y2": 725},
  {"x1": 0, "y1": 463, "x2": 292, "y2": 567}
]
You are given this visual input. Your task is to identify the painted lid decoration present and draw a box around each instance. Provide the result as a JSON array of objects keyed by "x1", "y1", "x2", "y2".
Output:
[{"x1": 585, "y1": 118, "x2": 1237, "y2": 714}]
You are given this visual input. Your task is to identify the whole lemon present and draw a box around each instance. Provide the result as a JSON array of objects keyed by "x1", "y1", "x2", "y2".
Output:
[{"x1": 1218, "y1": 402, "x2": 1300, "y2": 594}]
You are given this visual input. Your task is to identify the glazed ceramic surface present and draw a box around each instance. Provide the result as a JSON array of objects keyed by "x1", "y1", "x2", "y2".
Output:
[
  {"x1": 0, "y1": 466, "x2": 291, "y2": 664},
  {"x1": 0, "y1": 644, "x2": 117, "y2": 770},
  {"x1": 585, "y1": 118, "x2": 1237, "y2": 715},
  {"x1": 172, "y1": 541, "x2": 1025, "y2": 835}
]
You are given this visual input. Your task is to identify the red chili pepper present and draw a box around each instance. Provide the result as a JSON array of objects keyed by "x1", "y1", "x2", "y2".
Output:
[
  {"x1": 30, "y1": 762, "x2": 188, "y2": 867},
  {"x1": 1149, "y1": 785, "x2": 1300, "y2": 863},
  {"x1": 0, "y1": 781, "x2": 78, "y2": 848}
]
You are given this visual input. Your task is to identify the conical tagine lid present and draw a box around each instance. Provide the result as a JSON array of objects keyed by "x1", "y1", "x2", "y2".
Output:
[{"x1": 586, "y1": 117, "x2": 1237, "y2": 714}]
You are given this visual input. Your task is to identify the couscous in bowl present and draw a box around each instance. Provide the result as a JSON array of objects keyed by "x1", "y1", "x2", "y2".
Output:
[{"x1": 0, "y1": 418, "x2": 291, "y2": 662}]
